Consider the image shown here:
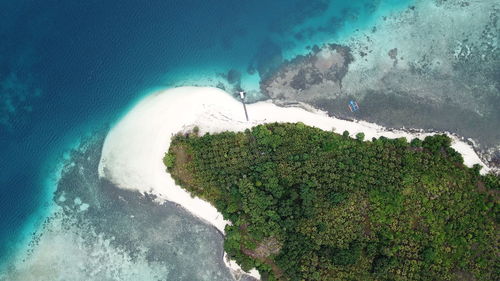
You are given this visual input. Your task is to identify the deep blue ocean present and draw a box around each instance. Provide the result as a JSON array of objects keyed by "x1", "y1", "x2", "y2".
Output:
[{"x1": 0, "y1": 0, "x2": 413, "y2": 272}]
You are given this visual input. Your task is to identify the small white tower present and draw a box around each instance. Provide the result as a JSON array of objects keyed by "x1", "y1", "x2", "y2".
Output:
[{"x1": 238, "y1": 91, "x2": 249, "y2": 121}]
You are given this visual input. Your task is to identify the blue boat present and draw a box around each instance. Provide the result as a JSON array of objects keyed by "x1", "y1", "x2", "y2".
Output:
[{"x1": 348, "y1": 100, "x2": 359, "y2": 112}]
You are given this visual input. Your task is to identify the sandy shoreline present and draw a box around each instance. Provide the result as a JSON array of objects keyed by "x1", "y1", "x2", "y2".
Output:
[{"x1": 98, "y1": 86, "x2": 490, "y2": 280}]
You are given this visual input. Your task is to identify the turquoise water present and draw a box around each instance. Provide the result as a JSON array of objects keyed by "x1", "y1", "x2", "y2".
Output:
[{"x1": 0, "y1": 0, "x2": 413, "y2": 275}]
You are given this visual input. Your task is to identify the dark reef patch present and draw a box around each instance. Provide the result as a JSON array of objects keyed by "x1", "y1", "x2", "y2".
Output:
[
  {"x1": 260, "y1": 0, "x2": 500, "y2": 168},
  {"x1": 19, "y1": 132, "x2": 256, "y2": 281},
  {"x1": 313, "y1": 92, "x2": 500, "y2": 148},
  {"x1": 260, "y1": 43, "x2": 354, "y2": 99},
  {"x1": 253, "y1": 40, "x2": 284, "y2": 81}
]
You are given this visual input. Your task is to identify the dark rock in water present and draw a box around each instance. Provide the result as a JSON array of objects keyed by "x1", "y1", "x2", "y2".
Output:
[
  {"x1": 490, "y1": 152, "x2": 500, "y2": 167},
  {"x1": 14, "y1": 132, "x2": 240, "y2": 281},
  {"x1": 387, "y1": 48, "x2": 397, "y2": 59},
  {"x1": 260, "y1": 43, "x2": 354, "y2": 100},
  {"x1": 216, "y1": 82, "x2": 226, "y2": 91},
  {"x1": 254, "y1": 40, "x2": 283, "y2": 81},
  {"x1": 227, "y1": 69, "x2": 241, "y2": 85},
  {"x1": 259, "y1": 0, "x2": 500, "y2": 169},
  {"x1": 388, "y1": 48, "x2": 398, "y2": 66},
  {"x1": 290, "y1": 69, "x2": 307, "y2": 90}
]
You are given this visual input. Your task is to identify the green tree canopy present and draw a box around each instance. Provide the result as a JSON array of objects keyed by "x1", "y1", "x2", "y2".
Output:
[{"x1": 166, "y1": 123, "x2": 499, "y2": 281}]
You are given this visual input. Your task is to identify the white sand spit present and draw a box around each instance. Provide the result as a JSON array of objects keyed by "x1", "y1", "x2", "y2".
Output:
[{"x1": 98, "y1": 86, "x2": 490, "y2": 280}]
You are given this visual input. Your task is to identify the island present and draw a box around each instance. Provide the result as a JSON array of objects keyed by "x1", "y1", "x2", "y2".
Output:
[
  {"x1": 97, "y1": 87, "x2": 496, "y2": 281},
  {"x1": 166, "y1": 122, "x2": 498, "y2": 281}
]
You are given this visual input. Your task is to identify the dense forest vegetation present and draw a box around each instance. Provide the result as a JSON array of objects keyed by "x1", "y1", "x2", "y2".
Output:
[{"x1": 165, "y1": 123, "x2": 499, "y2": 281}]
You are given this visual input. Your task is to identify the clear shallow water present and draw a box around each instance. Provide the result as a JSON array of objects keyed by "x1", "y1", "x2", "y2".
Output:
[
  {"x1": 2, "y1": 133, "x2": 240, "y2": 281},
  {"x1": 261, "y1": 0, "x2": 500, "y2": 159},
  {"x1": 0, "y1": 0, "x2": 413, "y2": 278}
]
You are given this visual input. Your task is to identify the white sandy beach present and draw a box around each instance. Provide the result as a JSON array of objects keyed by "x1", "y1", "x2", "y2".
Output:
[{"x1": 98, "y1": 86, "x2": 490, "y2": 280}]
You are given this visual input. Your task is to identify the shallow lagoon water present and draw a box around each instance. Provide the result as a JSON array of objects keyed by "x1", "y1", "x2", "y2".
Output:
[
  {"x1": 3, "y1": 133, "x2": 250, "y2": 280},
  {"x1": 262, "y1": 0, "x2": 500, "y2": 162}
]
